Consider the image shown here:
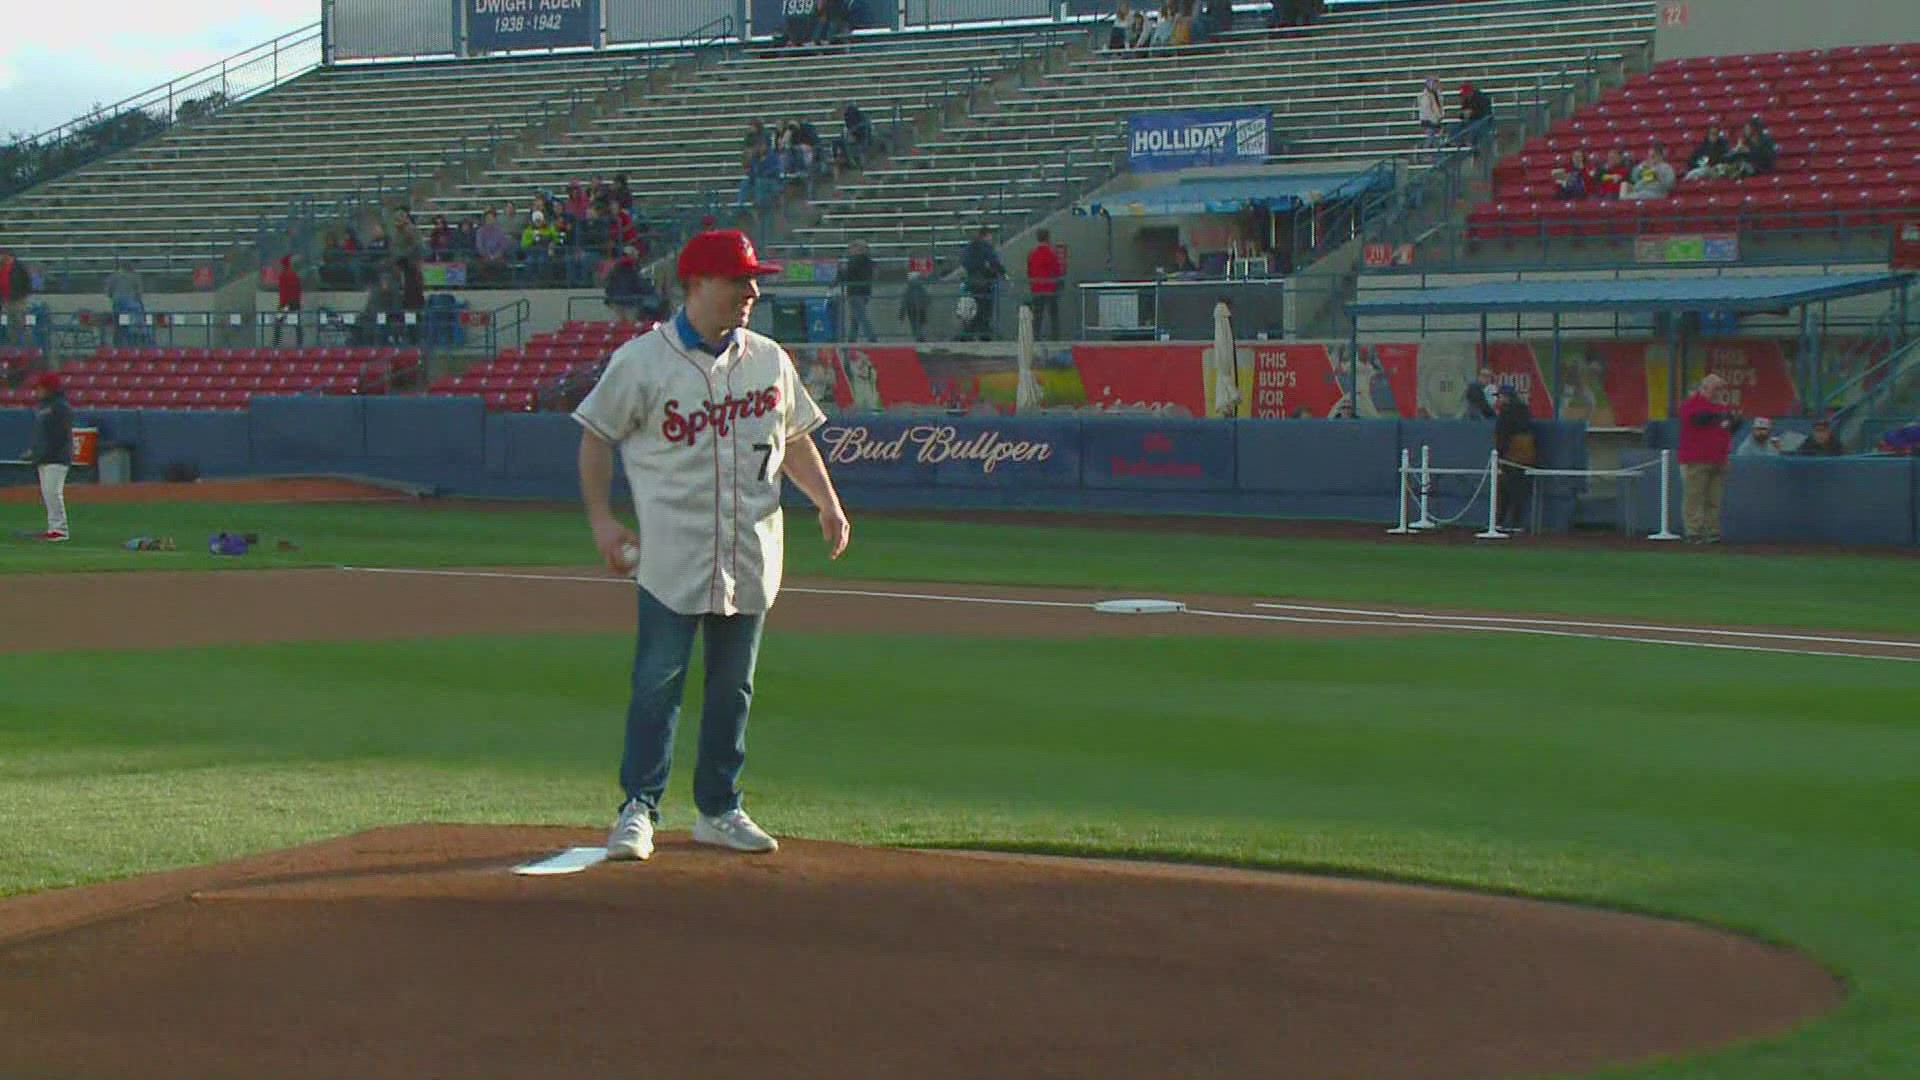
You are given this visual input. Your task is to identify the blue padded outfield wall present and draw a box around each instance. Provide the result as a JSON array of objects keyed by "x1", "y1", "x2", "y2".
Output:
[{"x1": 1, "y1": 399, "x2": 1913, "y2": 544}]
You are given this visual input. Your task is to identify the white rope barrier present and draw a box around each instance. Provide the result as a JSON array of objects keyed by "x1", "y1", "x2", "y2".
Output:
[{"x1": 1388, "y1": 445, "x2": 1681, "y2": 542}]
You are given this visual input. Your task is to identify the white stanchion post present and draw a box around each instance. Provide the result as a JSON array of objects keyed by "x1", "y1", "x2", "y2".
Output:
[
  {"x1": 1411, "y1": 444, "x2": 1437, "y2": 530},
  {"x1": 1648, "y1": 448, "x2": 1681, "y2": 540},
  {"x1": 1476, "y1": 448, "x2": 1507, "y2": 539},
  {"x1": 1387, "y1": 448, "x2": 1414, "y2": 534}
]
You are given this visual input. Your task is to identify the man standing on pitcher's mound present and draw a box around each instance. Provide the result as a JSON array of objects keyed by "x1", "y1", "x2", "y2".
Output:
[{"x1": 574, "y1": 229, "x2": 850, "y2": 862}]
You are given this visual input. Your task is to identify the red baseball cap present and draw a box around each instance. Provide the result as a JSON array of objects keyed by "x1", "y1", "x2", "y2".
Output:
[
  {"x1": 29, "y1": 371, "x2": 60, "y2": 391},
  {"x1": 677, "y1": 230, "x2": 782, "y2": 281}
]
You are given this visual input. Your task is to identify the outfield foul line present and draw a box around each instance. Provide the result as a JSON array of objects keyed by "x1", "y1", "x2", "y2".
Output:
[
  {"x1": 1252, "y1": 601, "x2": 1920, "y2": 652},
  {"x1": 333, "y1": 567, "x2": 1916, "y2": 663},
  {"x1": 1189, "y1": 609, "x2": 1920, "y2": 663}
]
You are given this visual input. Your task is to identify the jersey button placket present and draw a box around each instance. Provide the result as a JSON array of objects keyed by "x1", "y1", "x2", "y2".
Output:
[{"x1": 715, "y1": 356, "x2": 740, "y2": 612}]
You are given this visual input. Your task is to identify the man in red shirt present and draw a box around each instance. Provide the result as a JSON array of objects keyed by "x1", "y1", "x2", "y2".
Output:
[
  {"x1": 1025, "y1": 229, "x2": 1066, "y2": 340},
  {"x1": 1676, "y1": 372, "x2": 1738, "y2": 543}
]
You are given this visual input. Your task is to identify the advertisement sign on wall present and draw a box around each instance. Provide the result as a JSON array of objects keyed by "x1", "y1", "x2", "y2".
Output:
[
  {"x1": 1126, "y1": 108, "x2": 1271, "y2": 172},
  {"x1": 468, "y1": 0, "x2": 599, "y2": 52}
]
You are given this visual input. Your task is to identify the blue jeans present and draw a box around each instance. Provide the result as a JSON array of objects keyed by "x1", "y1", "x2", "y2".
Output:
[
  {"x1": 846, "y1": 295, "x2": 875, "y2": 341},
  {"x1": 619, "y1": 586, "x2": 766, "y2": 819}
]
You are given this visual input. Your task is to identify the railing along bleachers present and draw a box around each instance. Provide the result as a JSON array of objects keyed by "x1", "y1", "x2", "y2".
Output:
[
  {"x1": 788, "y1": 0, "x2": 1657, "y2": 266},
  {"x1": 0, "y1": 347, "x2": 421, "y2": 410},
  {"x1": 1470, "y1": 43, "x2": 1920, "y2": 240},
  {"x1": 2, "y1": 51, "x2": 681, "y2": 287},
  {"x1": 425, "y1": 28, "x2": 1059, "y2": 233}
]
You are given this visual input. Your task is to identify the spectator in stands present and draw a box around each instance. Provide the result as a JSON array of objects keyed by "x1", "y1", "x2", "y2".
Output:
[
  {"x1": 811, "y1": 0, "x2": 851, "y2": 44},
  {"x1": 1494, "y1": 385, "x2": 1536, "y2": 532},
  {"x1": 840, "y1": 240, "x2": 877, "y2": 343},
  {"x1": 1735, "y1": 416, "x2": 1783, "y2": 456},
  {"x1": 475, "y1": 210, "x2": 512, "y2": 285},
  {"x1": 1026, "y1": 229, "x2": 1066, "y2": 339},
  {"x1": 744, "y1": 119, "x2": 772, "y2": 158},
  {"x1": 1683, "y1": 121, "x2": 1732, "y2": 182},
  {"x1": 1677, "y1": 372, "x2": 1738, "y2": 543},
  {"x1": 565, "y1": 181, "x2": 592, "y2": 225},
  {"x1": 1722, "y1": 117, "x2": 1777, "y2": 178},
  {"x1": 611, "y1": 173, "x2": 634, "y2": 212},
  {"x1": 390, "y1": 208, "x2": 424, "y2": 263},
  {"x1": 1797, "y1": 418, "x2": 1847, "y2": 455},
  {"x1": 521, "y1": 210, "x2": 559, "y2": 284},
  {"x1": 786, "y1": 120, "x2": 821, "y2": 177},
  {"x1": 1597, "y1": 148, "x2": 1633, "y2": 196},
  {"x1": 1147, "y1": 6, "x2": 1177, "y2": 52},
  {"x1": 428, "y1": 215, "x2": 454, "y2": 261},
  {"x1": 1551, "y1": 150, "x2": 1590, "y2": 199},
  {"x1": 1169, "y1": 245, "x2": 1200, "y2": 276},
  {"x1": 274, "y1": 255, "x2": 303, "y2": 347},
  {"x1": 1268, "y1": 0, "x2": 1323, "y2": 28},
  {"x1": 104, "y1": 259, "x2": 145, "y2": 346},
  {"x1": 960, "y1": 226, "x2": 1006, "y2": 341},
  {"x1": 900, "y1": 269, "x2": 931, "y2": 342},
  {"x1": 576, "y1": 201, "x2": 615, "y2": 284},
  {"x1": 1416, "y1": 76, "x2": 1446, "y2": 152},
  {"x1": 604, "y1": 246, "x2": 647, "y2": 322},
  {"x1": 1127, "y1": 9, "x2": 1150, "y2": 50},
  {"x1": 1457, "y1": 82, "x2": 1494, "y2": 146},
  {"x1": 1203, "y1": 0, "x2": 1232, "y2": 36},
  {"x1": 1465, "y1": 367, "x2": 1499, "y2": 419},
  {"x1": 1108, "y1": 2, "x2": 1134, "y2": 50},
  {"x1": 841, "y1": 100, "x2": 874, "y2": 170},
  {"x1": 1623, "y1": 142, "x2": 1676, "y2": 201},
  {"x1": 0, "y1": 248, "x2": 33, "y2": 345}
]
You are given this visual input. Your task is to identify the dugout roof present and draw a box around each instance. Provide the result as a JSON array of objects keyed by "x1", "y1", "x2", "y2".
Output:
[
  {"x1": 1347, "y1": 272, "x2": 1914, "y2": 317},
  {"x1": 1082, "y1": 171, "x2": 1383, "y2": 218}
]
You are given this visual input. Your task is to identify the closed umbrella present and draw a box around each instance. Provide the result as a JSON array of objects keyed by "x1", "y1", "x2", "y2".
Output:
[
  {"x1": 1016, "y1": 304, "x2": 1043, "y2": 412},
  {"x1": 1210, "y1": 300, "x2": 1241, "y2": 418}
]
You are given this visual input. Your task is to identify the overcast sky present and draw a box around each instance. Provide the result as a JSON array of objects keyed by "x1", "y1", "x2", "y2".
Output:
[{"x1": 0, "y1": 1, "x2": 317, "y2": 138}]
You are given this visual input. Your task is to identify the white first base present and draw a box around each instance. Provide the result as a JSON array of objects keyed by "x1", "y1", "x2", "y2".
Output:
[
  {"x1": 1092, "y1": 599, "x2": 1188, "y2": 615},
  {"x1": 513, "y1": 846, "x2": 609, "y2": 876}
]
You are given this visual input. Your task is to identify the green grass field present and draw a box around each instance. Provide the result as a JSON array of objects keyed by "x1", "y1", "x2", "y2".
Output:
[{"x1": 3, "y1": 502, "x2": 1919, "y2": 1079}]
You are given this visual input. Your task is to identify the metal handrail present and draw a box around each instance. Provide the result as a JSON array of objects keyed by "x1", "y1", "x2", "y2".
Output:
[{"x1": 2, "y1": 24, "x2": 324, "y2": 201}]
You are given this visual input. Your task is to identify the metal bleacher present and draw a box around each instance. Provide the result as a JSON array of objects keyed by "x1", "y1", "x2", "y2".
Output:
[
  {"x1": 787, "y1": 0, "x2": 1658, "y2": 266},
  {"x1": 423, "y1": 28, "x2": 1064, "y2": 230},
  {"x1": 0, "y1": 51, "x2": 676, "y2": 285}
]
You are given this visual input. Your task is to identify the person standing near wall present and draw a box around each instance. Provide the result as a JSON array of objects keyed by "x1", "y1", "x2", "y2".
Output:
[
  {"x1": 24, "y1": 372, "x2": 73, "y2": 542},
  {"x1": 275, "y1": 255, "x2": 304, "y2": 347},
  {"x1": 0, "y1": 249, "x2": 33, "y2": 345},
  {"x1": 840, "y1": 240, "x2": 877, "y2": 343},
  {"x1": 1677, "y1": 372, "x2": 1737, "y2": 543},
  {"x1": 1493, "y1": 385, "x2": 1536, "y2": 533},
  {"x1": 1026, "y1": 230, "x2": 1065, "y2": 340}
]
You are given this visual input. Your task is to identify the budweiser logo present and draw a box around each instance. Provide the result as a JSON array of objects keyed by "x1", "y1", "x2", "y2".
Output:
[
  {"x1": 661, "y1": 387, "x2": 780, "y2": 446},
  {"x1": 818, "y1": 425, "x2": 1054, "y2": 474}
]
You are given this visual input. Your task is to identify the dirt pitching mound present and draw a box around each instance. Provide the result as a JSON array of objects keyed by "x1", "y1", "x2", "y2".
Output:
[{"x1": 0, "y1": 825, "x2": 1839, "y2": 1080}]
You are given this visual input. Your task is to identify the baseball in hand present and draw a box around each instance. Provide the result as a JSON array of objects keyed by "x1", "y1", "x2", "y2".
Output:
[{"x1": 619, "y1": 542, "x2": 640, "y2": 571}]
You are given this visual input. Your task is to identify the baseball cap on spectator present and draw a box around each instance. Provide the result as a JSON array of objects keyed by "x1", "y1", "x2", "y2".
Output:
[
  {"x1": 1753, "y1": 416, "x2": 1773, "y2": 430},
  {"x1": 30, "y1": 371, "x2": 61, "y2": 391},
  {"x1": 677, "y1": 230, "x2": 782, "y2": 281}
]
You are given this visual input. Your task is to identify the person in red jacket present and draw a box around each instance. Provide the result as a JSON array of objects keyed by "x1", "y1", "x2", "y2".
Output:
[
  {"x1": 1025, "y1": 229, "x2": 1065, "y2": 340},
  {"x1": 275, "y1": 255, "x2": 304, "y2": 347},
  {"x1": 1676, "y1": 372, "x2": 1738, "y2": 543}
]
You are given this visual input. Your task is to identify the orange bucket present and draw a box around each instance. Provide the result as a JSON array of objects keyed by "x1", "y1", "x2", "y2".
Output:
[{"x1": 71, "y1": 426, "x2": 99, "y2": 469}]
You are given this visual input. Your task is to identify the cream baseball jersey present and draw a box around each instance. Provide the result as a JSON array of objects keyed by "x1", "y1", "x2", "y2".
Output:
[{"x1": 574, "y1": 315, "x2": 826, "y2": 616}]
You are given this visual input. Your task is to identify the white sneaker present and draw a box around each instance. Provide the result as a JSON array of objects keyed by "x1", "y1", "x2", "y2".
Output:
[
  {"x1": 606, "y1": 800, "x2": 655, "y2": 861},
  {"x1": 692, "y1": 808, "x2": 779, "y2": 853}
]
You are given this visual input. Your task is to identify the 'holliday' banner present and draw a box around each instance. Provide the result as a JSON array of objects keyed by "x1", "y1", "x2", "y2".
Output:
[{"x1": 1125, "y1": 107, "x2": 1271, "y2": 173}]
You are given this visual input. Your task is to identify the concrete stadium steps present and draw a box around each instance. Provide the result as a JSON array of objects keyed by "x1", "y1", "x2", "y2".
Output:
[
  {"x1": 424, "y1": 28, "x2": 1065, "y2": 225},
  {"x1": 2, "y1": 51, "x2": 680, "y2": 282},
  {"x1": 783, "y1": 0, "x2": 1656, "y2": 268}
]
